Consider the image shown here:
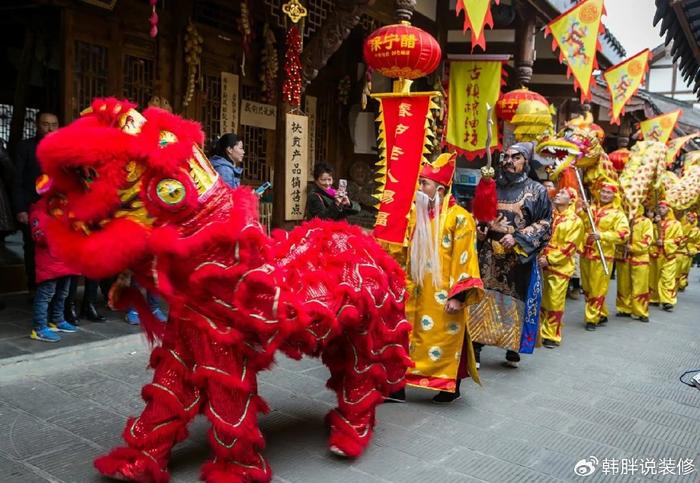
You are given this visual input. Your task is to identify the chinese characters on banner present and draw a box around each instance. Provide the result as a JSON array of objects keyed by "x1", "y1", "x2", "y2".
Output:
[
  {"x1": 285, "y1": 113, "x2": 308, "y2": 221},
  {"x1": 603, "y1": 49, "x2": 651, "y2": 125},
  {"x1": 373, "y1": 94, "x2": 435, "y2": 244},
  {"x1": 545, "y1": 0, "x2": 604, "y2": 102},
  {"x1": 240, "y1": 100, "x2": 277, "y2": 130},
  {"x1": 220, "y1": 72, "x2": 239, "y2": 135},
  {"x1": 445, "y1": 61, "x2": 501, "y2": 159},
  {"x1": 305, "y1": 95, "x2": 317, "y2": 179},
  {"x1": 640, "y1": 110, "x2": 681, "y2": 144}
]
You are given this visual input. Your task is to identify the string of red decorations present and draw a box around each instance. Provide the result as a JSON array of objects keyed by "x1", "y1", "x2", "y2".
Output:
[
  {"x1": 149, "y1": 0, "x2": 158, "y2": 38},
  {"x1": 282, "y1": 25, "x2": 303, "y2": 107}
]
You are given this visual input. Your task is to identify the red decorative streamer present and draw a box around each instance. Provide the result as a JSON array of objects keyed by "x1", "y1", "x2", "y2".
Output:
[
  {"x1": 149, "y1": 0, "x2": 158, "y2": 38},
  {"x1": 282, "y1": 26, "x2": 303, "y2": 107}
]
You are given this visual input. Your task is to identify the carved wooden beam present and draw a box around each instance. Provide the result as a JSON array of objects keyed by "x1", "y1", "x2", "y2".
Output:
[{"x1": 300, "y1": 0, "x2": 375, "y2": 89}]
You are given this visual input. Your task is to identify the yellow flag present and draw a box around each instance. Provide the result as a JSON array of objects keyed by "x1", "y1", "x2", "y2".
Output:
[
  {"x1": 545, "y1": 0, "x2": 605, "y2": 102},
  {"x1": 455, "y1": 0, "x2": 500, "y2": 51},
  {"x1": 445, "y1": 60, "x2": 502, "y2": 159},
  {"x1": 603, "y1": 49, "x2": 650, "y2": 125},
  {"x1": 665, "y1": 131, "x2": 699, "y2": 167},
  {"x1": 640, "y1": 110, "x2": 681, "y2": 144}
]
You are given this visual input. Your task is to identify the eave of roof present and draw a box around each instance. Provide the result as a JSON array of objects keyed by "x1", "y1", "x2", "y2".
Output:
[{"x1": 653, "y1": 0, "x2": 700, "y2": 99}]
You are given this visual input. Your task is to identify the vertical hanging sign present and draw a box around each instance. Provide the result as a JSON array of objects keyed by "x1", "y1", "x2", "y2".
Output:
[
  {"x1": 305, "y1": 95, "x2": 318, "y2": 178},
  {"x1": 285, "y1": 113, "x2": 308, "y2": 220},
  {"x1": 220, "y1": 72, "x2": 239, "y2": 135}
]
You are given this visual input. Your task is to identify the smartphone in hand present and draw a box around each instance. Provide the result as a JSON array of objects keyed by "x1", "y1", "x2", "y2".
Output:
[
  {"x1": 255, "y1": 181, "x2": 272, "y2": 195},
  {"x1": 338, "y1": 179, "x2": 347, "y2": 197}
]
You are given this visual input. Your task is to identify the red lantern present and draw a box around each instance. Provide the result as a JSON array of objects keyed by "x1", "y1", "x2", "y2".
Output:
[
  {"x1": 496, "y1": 88, "x2": 548, "y2": 123},
  {"x1": 609, "y1": 148, "x2": 630, "y2": 172},
  {"x1": 363, "y1": 23, "x2": 441, "y2": 79}
]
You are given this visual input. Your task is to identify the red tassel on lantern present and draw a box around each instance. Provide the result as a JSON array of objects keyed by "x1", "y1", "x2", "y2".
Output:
[{"x1": 472, "y1": 167, "x2": 497, "y2": 223}]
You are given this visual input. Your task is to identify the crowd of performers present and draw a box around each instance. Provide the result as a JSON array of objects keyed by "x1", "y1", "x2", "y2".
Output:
[{"x1": 379, "y1": 139, "x2": 699, "y2": 404}]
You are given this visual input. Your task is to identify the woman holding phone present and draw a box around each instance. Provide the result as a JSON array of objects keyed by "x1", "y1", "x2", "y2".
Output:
[{"x1": 305, "y1": 162, "x2": 360, "y2": 220}]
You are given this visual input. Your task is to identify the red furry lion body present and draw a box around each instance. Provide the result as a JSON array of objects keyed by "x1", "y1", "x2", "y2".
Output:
[{"x1": 37, "y1": 98, "x2": 411, "y2": 482}]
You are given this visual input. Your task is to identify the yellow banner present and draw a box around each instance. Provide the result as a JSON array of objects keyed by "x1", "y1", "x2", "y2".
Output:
[
  {"x1": 445, "y1": 60, "x2": 501, "y2": 159},
  {"x1": 455, "y1": 0, "x2": 499, "y2": 51},
  {"x1": 603, "y1": 49, "x2": 650, "y2": 125},
  {"x1": 665, "y1": 130, "x2": 699, "y2": 167},
  {"x1": 641, "y1": 110, "x2": 681, "y2": 144},
  {"x1": 545, "y1": 0, "x2": 604, "y2": 102},
  {"x1": 220, "y1": 72, "x2": 239, "y2": 135}
]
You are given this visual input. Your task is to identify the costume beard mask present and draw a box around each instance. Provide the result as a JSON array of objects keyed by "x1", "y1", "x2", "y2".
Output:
[{"x1": 410, "y1": 190, "x2": 442, "y2": 289}]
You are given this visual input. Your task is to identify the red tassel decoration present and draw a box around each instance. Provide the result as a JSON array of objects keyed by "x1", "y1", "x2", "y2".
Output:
[{"x1": 472, "y1": 166, "x2": 497, "y2": 223}]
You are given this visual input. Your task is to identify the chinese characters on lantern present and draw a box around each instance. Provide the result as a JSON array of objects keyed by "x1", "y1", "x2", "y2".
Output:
[
  {"x1": 368, "y1": 33, "x2": 417, "y2": 59},
  {"x1": 220, "y1": 72, "x2": 239, "y2": 135},
  {"x1": 285, "y1": 113, "x2": 308, "y2": 220}
]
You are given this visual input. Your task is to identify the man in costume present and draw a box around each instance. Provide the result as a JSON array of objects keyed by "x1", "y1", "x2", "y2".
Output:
[
  {"x1": 538, "y1": 187, "x2": 583, "y2": 348},
  {"x1": 471, "y1": 142, "x2": 551, "y2": 368},
  {"x1": 677, "y1": 211, "x2": 699, "y2": 292},
  {"x1": 651, "y1": 201, "x2": 683, "y2": 311},
  {"x1": 615, "y1": 207, "x2": 654, "y2": 322},
  {"x1": 580, "y1": 181, "x2": 629, "y2": 331},
  {"x1": 389, "y1": 153, "x2": 484, "y2": 404}
]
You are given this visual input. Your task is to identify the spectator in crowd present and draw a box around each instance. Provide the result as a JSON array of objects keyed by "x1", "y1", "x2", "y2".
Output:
[
  {"x1": 13, "y1": 112, "x2": 59, "y2": 293},
  {"x1": 29, "y1": 199, "x2": 77, "y2": 342},
  {"x1": 64, "y1": 276, "x2": 107, "y2": 324},
  {"x1": 0, "y1": 145, "x2": 14, "y2": 235},
  {"x1": 126, "y1": 280, "x2": 167, "y2": 325},
  {"x1": 305, "y1": 162, "x2": 360, "y2": 220},
  {"x1": 210, "y1": 133, "x2": 245, "y2": 188}
]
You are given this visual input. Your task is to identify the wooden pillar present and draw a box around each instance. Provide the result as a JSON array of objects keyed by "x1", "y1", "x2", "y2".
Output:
[{"x1": 514, "y1": 6, "x2": 537, "y2": 88}]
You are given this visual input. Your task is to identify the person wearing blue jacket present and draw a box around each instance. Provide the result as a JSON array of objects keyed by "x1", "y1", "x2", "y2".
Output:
[{"x1": 210, "y1": 133, "x2": 245, "y2": 188}]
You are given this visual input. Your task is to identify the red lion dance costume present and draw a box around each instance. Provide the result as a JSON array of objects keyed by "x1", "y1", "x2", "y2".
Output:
[{"x1": 36, "y1": 98, "x2": 411, "y2": 482}]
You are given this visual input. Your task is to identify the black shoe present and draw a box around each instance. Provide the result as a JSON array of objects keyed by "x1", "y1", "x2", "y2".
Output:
[
  {"x1": 505, "y1": 350, "x2": 520, "y2": 368},
  {"x1": 598, "y1": 316, "x2": 608, "y2": 326},
  {"x1": 585, "y1": 322, "x2": 597, "y2": 331},
  {"x1": 542, "y1": 339, "x2": 557, "y2": 349},
  {"x1": 64, "y1": 301, "x2": 79, "y2": 324},
  {"x1": 616, "y1": 312, "x2": 631, "y2": 318},
  {"x1": 638, "y1": 316, "x2": 649, "y2": 322},
  {"x1": 662, "y1": 303, "x2": 674, "y2": 312},
  {"x1": 650, "y1": 302, "x2": 659, "y2": 306},
  {"x1": 385, "y1": 388, "x2": 406, "y2": 403},
  {"x1": 82, "y1": 302, "x2": 106, "y2": 322},
  {"x1": 432, "y1": 390, "x2": 461, "y2": 404}
]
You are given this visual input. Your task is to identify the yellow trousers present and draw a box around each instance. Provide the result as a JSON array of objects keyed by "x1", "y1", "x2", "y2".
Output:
[
  {"x1": 676, "y1": 255, "x2": 692, "y2": 290},
  {"x1": 657, "y1": 255, "x2": 678, "y2": 305},
  {"x1": 615, "y1": 261, "x2": 650, "y2": 318},
  {"x1": 649, "y1": 258, "x2": 659, "y2": 304},
  {"x1": 581, "y1": 257, "x2": 611, "y2": 324},
  {"x1": 540, "y1": 268, "x2": 570, "y2": 343}
]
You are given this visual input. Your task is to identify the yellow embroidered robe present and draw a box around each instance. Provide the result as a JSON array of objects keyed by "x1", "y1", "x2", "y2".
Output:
[
  {"x1": 404, "y1": 203, "x2": 484, "y2": 392},
  {"x1": 653, "y1": 213, "x2": 683, "y2": 305},
  {"x1": 615, "y1": 216, "x2": 653, "y2": 318},
  {"x1": 540, "y1": 205, "x2": 584, "y2": 343},
  {"x1": 580, "y1": 203, "x2": 629, "y2": 324}
]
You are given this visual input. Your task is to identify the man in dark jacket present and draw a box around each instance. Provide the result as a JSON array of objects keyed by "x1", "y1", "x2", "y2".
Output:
[{"x1": 13, "y1": 112, "x2": 59, "y2": 291}]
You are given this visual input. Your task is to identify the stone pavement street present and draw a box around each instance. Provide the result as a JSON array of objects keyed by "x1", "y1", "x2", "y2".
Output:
[{"x1": 1, "y1": 271, "x2": 699, "y2": 483}]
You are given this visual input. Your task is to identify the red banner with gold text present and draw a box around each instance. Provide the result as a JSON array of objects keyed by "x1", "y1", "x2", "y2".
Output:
[{"x1": 372, "y1": 94, "x2": 436, "y2": 245}]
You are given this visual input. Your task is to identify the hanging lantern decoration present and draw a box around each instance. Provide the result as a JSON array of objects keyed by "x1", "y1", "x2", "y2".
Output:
[
  {"x1": 148, "y1": 0, "x2": 159, "y2": 38},
  {"x1": 282, "y1": 25, "x2": 303, "y2": 107},
  {"x1": 183, "y1": 22, "x2": 203, "y2": 108},
  {"x1": 510, "y1": 100, "x2": 555, "y2": 142},
  {"x1": 238, "y1": 0, "x2": 255, "y2": 75},
  {"x1": 496, "y1": 87, "x2": 548, "y2": 123},
  {"x1": 363, "y1": 23, "x2": 441, "y2": 81},
  {"x1": 260, "y1": 23, "x2": 278, "y2": 104},
  {"x1": 609, "y1": 148, "x2": 631, "y2": 173}
]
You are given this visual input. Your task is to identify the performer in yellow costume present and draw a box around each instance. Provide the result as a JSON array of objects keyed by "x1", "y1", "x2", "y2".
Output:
[
  {"x1": 615, "y1": 207, "x2": 654, "y2": 322},
  {"x1": 388, "y1": 153, "x2": 484, "y2": 404},
  {"x1": 652, "y1": 201, "x2": 683, "y2": 311},
  {"x1": 539, "y1": 187, "x2": 583, "y2": 347},
  {"x1": 676, "y1": 211, "x2": 699, "y2": 292},
  {"x1": 580, "y1": 181, "x2": 629, "y2": 331}
]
